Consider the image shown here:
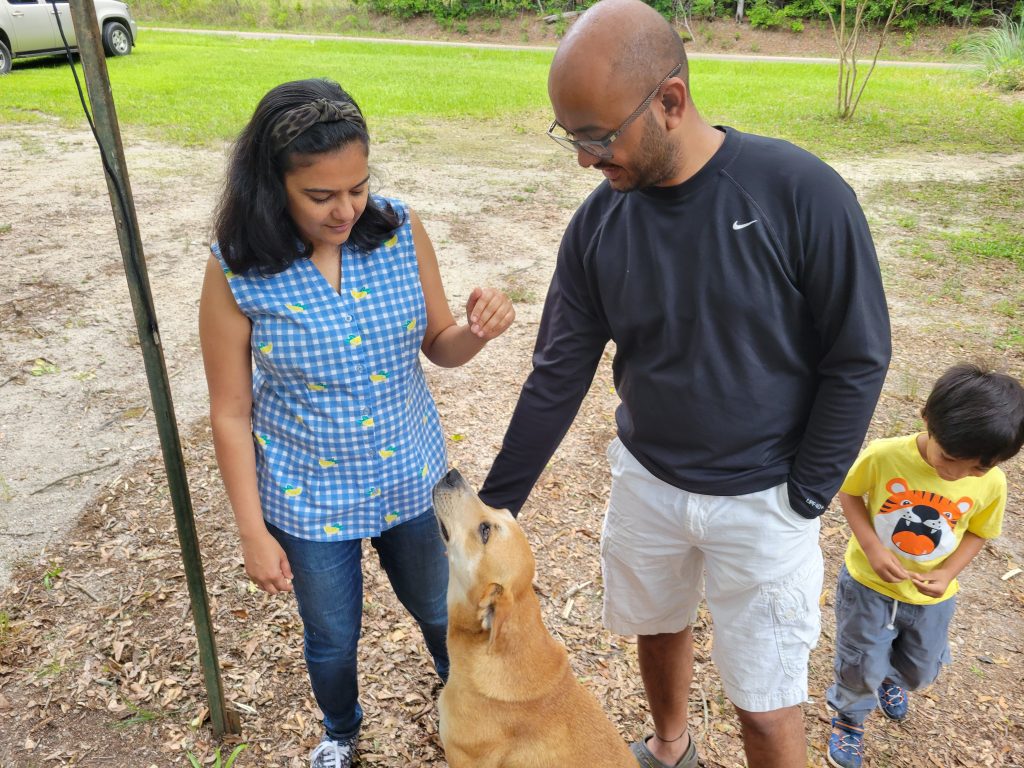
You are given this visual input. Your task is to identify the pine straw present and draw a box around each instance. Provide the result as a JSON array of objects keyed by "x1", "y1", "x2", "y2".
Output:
[
  {"x1": 2, "y1": 346, "x2": 1023, "y2": 767},
  {"x1": 4, "y1": 195, "x2": 1024, "y2": 764}
]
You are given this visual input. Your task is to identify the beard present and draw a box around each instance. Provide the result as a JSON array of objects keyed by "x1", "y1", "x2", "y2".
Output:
[{"x1": 600, "y1": 112, "x2": 679, "y2": 193}]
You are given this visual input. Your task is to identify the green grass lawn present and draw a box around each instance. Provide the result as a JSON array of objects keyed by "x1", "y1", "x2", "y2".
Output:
[{"x1": 1, "y1": 30, "x2": 1022, "y2": 156}]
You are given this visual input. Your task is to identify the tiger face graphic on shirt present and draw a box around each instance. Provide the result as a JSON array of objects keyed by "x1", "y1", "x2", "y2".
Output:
[{"x1": 873, "y1": 478, "x2": 973, "y2": 561}]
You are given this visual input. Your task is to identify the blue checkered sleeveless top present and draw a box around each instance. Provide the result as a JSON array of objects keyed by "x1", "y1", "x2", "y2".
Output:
[{"x1": 211, "y1": 197, "x2": 447, "y2": 541}]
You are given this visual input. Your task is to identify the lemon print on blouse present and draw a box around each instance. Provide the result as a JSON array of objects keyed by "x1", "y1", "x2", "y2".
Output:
[
  {"x1": 350, "y1": 287, "x2": 371, "y2": 300},
  {"x1": 346, "y1": 334, "x2": 362, "y2": 347},
  {"x1": 223, "y1": 267, "x2": 236, "y2": 279},
  {"x1": 255, "y1": 434, "x2": 269, "y2": 447},
  {"x1": 282, "y1": 484, "x2": 303, "y2": 497},
  {"x1": 421, "y1": 463, "x2": 429, "y2": 478},
  {"x1": 367, "y1": 487, "x2": 382, "y2": 498},
  {"x1": 323, "y1": 523, "x2": 342, "y2": 535},
  {"x1": 379, "y1": 446, "x2": 396, "y2": 459},
  {"x1": 384, "y1": 513, "x2": 399, "y2": 524},
  {"x1": 358, "y1": 415, "x2": 375, "y2": 428},
  {"x1": 319, "y1": 458, "x2": 338, "y2": 468},
  {"x1": 307, "y1": 382, "x2": 327, "y2": 392},
  {"x1": 405, "y1": 319, "x2": 416, "y2": 332},
  {"x1": 369, "y1": 371, "x2": 389, "y2": 384},
  {"x1": 385, "y1": 234, "x2": 398, "y2": 248},
  {"x1": 286, "y1": 302, "x2": 306, "y2": 313},
  {"x1": 258, "y1": 341, "x2": 273, "y2": 355}
]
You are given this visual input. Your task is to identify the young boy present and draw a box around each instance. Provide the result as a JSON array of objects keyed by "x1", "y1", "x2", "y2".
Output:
[{"x1": 826, "y1": 363, "x2": 1024, "y2": 768}]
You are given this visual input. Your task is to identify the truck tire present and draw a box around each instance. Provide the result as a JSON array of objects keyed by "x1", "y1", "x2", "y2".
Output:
[{"x1": 103, "y1": 21, "x2": 131, "y2": 57}]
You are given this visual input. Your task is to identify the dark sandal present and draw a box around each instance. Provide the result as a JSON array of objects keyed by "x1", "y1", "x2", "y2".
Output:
[{"x1": 630, "y1": 734, "x2": 699, "y2": 768}]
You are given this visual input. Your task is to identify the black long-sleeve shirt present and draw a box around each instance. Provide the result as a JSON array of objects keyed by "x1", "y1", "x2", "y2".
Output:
[{"x1": 479, "y1": 127, "x2": 891, "y2": 519}]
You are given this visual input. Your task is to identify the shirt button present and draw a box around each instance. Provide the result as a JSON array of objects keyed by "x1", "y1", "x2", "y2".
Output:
[{"x1": 342, "y1": 313, "x2": 353, "y2": 323}]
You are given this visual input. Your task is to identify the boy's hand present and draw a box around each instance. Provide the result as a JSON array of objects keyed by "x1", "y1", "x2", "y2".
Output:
[
  {"x1": 466, "y1": 287, "x2": 515, "y2": 341},
  {"x1": 865, "y1": 546, "x2": 911, "y2": 583},
  {"x1": 910, "y1": 568, "x2": 953, "y2": 598}
]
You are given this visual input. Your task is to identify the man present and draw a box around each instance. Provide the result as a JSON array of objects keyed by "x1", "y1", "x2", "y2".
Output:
[{"x1": 477, "y1": 1, "x2": 892, "y2": 766}]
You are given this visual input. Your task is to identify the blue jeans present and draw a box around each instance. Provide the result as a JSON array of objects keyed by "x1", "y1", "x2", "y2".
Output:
[
  {"x1": 268, "y1": 510, "x2": 449, "y2": 741},
  {"x1": 827, "y1": 565, "x2": 954, "y2": 725}
]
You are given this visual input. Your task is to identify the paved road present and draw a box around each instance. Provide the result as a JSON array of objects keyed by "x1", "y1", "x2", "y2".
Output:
[{"x1": 143, "y1": 26, "x2": 965, "y2": 69}]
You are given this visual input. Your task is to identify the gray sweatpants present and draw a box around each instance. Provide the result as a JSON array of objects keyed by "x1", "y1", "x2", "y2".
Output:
[{"x1": 827, "y1": 565, "x2": 954, "y2": 725}]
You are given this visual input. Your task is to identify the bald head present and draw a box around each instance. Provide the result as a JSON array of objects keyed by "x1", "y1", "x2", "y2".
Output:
[{"x1": 551, "y1": 0, "x2": 689, "y2": 97}]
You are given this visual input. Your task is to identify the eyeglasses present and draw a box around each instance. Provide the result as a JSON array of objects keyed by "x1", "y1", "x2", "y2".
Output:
[{"x1": 546, "y1": 63, "x2": 682, "y2": 161}]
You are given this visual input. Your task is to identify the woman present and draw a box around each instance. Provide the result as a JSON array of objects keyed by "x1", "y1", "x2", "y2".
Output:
[{"x1": 199, "y1": 78, "x2": 514, "y2": 768}]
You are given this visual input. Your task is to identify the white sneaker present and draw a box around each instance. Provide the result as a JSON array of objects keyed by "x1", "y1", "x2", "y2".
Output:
[{"x1": 310, "y1": 735, "x2": 355, "y2": 768}]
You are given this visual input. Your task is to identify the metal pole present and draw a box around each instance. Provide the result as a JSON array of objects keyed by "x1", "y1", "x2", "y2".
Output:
[{"x1": 66, "y1": 0, "x2": 239, "y2": 737}]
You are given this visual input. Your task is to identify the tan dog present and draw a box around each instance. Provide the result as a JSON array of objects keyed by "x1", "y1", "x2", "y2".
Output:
[{"x1": 432, "y1": 469, "x2": 636, "y2": 768}]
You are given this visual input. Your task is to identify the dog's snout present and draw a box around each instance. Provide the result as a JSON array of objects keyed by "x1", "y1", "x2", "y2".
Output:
[
  {"x1": 439, "y1": 468, "x2": 472, "y2": 494},
  {"x1": 442, "y1": 468, "x2": 462, "y2": 488},
  {"x1": 432, "y1": 469, "x2": 472, "y2": 532}
]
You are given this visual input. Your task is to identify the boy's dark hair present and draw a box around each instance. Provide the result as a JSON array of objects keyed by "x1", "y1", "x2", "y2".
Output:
[
  {"x1": 922, "y1": 363, "x2": 1024, "y2": 467},
  {"x1": 214, "y1": 78, "x2": 404, "y2": 276}
]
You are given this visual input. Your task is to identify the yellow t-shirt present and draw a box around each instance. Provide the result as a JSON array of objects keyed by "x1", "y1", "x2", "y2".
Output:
[{"x1": 841, "y1": 433, "x2": 1005, "y2": 604}]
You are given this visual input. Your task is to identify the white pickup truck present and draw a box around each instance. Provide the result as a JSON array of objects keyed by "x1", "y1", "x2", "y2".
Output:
[{"x1": 0, "y1": 0, "x2": 138, "y2": 74}]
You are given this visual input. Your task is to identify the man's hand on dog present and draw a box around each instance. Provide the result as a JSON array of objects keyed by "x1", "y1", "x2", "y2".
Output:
[
  {"x1": 466, "y1": 286, "x2": 515, "y2": 340},
  {"x1": 242, "y1": 529, "x2": 294, "y2": 594}
]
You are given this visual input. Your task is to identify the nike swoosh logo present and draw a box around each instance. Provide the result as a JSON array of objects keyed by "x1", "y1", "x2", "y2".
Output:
[{"x1": 732, "y1": 219, "x2": 758, "y2": 230}]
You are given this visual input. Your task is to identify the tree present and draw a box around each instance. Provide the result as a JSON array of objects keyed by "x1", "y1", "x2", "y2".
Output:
[{"x1": 819, "y1": 0, "x2": 921, "y2": 119}]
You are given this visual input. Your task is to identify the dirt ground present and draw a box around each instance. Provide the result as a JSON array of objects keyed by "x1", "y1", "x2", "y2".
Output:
[{"x1": 2, "y1": 32, "x2": 1024, "y2": 768}]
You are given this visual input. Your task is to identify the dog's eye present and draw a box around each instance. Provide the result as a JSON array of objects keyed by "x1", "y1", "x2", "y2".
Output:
[{"x1": 479, "y1": 522, "x2": 491, "y2": 544}]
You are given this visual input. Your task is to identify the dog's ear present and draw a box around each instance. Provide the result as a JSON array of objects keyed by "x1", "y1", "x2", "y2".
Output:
[{"x1": 477, "y1": 583, "x2": 511, "y2": 645}]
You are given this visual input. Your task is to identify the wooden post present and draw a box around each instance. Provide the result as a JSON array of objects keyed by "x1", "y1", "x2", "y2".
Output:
[{"x1": 64, "y1": 0, "x2": 240, "y2": 737}]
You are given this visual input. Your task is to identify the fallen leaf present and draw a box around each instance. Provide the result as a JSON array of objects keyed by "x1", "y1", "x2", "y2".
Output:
[{"x1": 29, "y1": 358, "x2": 58, "y2": 376}]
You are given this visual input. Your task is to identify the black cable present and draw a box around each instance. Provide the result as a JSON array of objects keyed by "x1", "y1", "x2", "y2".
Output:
[{"x1": 51, "y1": 0, "x2": 158, "y2": 337}]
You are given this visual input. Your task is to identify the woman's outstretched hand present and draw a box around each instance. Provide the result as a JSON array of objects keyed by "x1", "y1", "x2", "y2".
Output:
[{"x1": 466, "y1": 287, "x2": 515, "y2": 340}]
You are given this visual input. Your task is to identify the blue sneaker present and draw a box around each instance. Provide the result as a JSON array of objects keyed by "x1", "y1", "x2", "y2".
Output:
[
  {"x1": 827, "y1": 718, "x2": 864, "y2": 768},
  {"x1": 877, "y1": 680, "x2": 909, "y2": 721}
]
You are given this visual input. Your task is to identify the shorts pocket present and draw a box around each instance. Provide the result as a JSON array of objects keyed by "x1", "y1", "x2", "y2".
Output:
[
  {"x1": 769, "y1": 560, "x2": 822, "y2": 679},
  {"x1": 776, "y1": 482, "x2": 819, "y2": 526},
  {"x1": 606, "y1": 436, "x2": 628, "y2": 479}
]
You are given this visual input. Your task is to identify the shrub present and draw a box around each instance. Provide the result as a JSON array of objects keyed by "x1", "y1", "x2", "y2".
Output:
[
  {"x1": 748, "y1": 0, "x2": 787, "y2": 28},
  {"x1": 127, "y1": 0, "x2": 1024, "y2": 29},
  {"x1": 691, "y1": 0, "x2": 719, "y2": 20},
  {"x1": 960, "y1": 12, "x2": 1024, "y2": 91}
]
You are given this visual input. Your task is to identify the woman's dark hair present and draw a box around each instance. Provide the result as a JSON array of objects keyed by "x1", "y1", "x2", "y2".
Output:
[
  {"x1": 922, "y1": 362, "x2": 1024, "y2": 467},
  {"x1": 214, "y1": 78, "x2": 404, "y2": 275}
]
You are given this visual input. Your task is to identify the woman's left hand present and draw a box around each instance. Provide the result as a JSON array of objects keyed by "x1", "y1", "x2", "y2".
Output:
[{"x1": 466, "y1": 287, "x2": 515, "y2": 340}]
